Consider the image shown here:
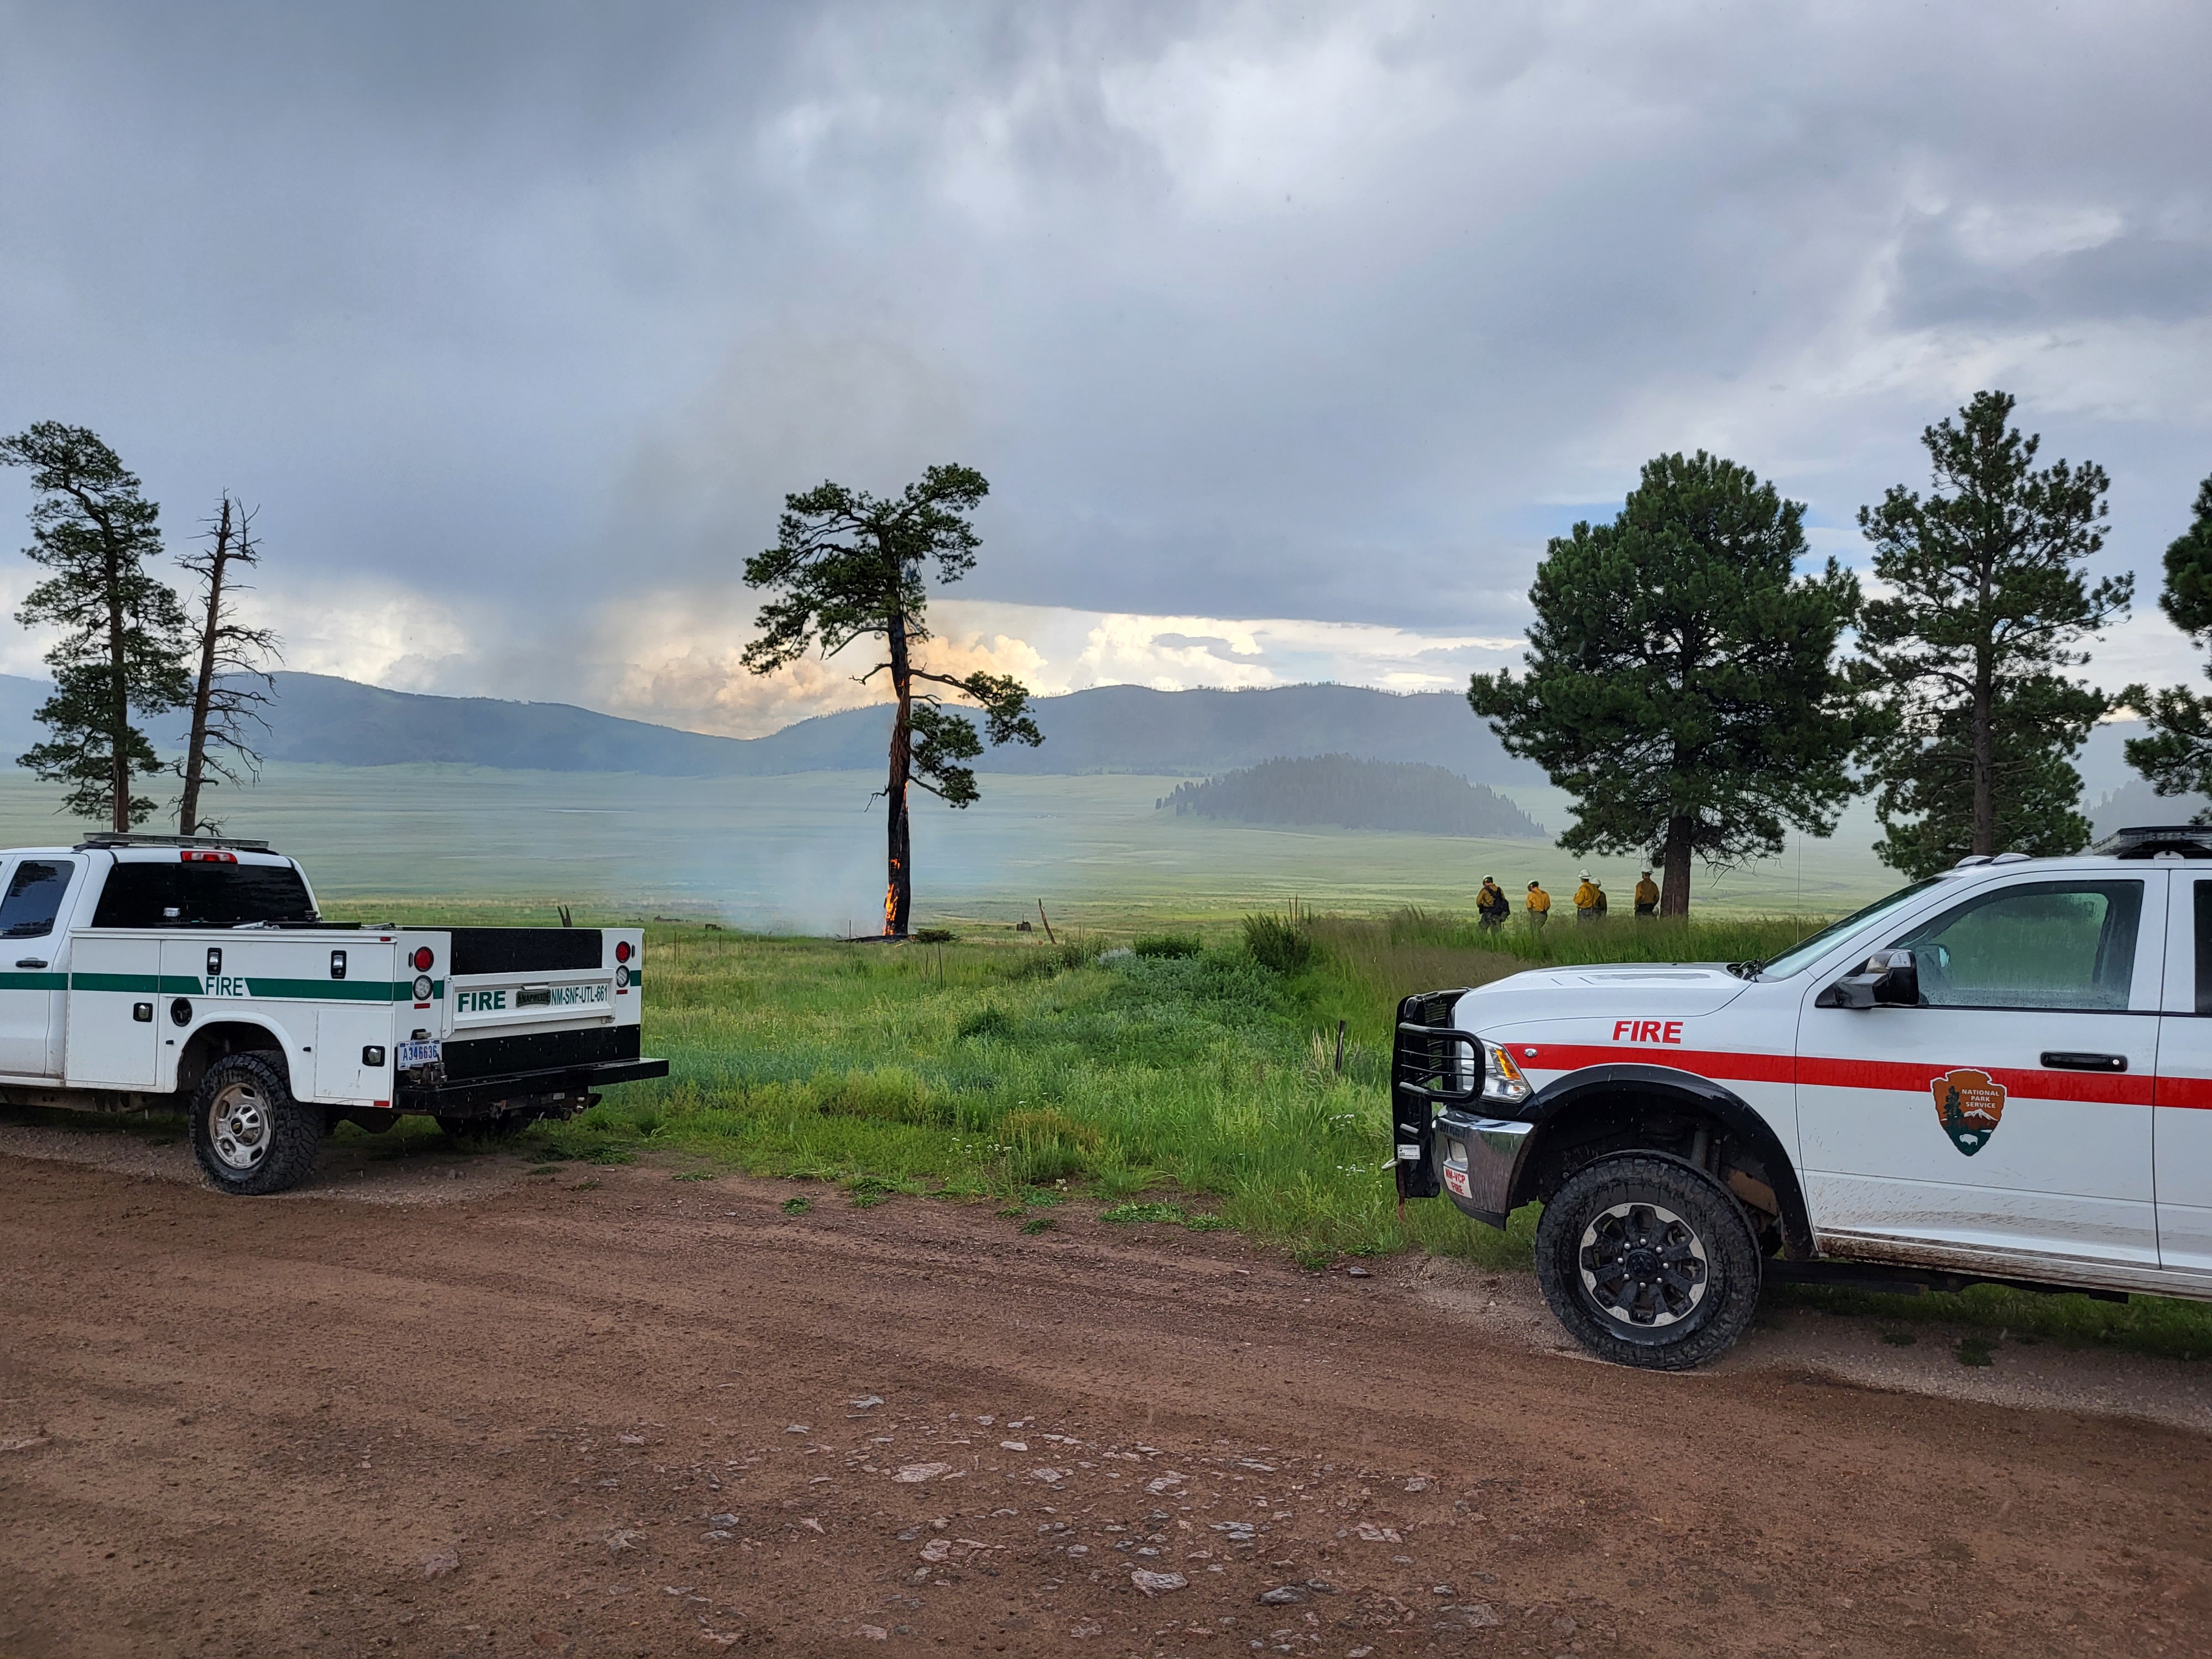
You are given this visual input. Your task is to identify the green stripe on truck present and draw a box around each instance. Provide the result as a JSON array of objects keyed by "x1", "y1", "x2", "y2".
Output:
[{"x1": 69, "y1": 974, "x2": 448, "y2": 1001}]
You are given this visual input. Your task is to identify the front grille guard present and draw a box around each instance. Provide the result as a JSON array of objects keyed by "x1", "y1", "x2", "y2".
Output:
[{"x1": 1391, "y1": 990, "x2": 1484, "y2": 1200}]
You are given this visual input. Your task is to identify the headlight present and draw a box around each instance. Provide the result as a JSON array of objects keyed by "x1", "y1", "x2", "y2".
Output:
[{"x1": 1481, "y1": 1043, "x2": 1531, "y2": 1105}]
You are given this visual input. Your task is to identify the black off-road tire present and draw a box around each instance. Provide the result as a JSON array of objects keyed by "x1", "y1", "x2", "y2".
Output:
[
  {"x1": 190, "y1": 1052, "x2": 323, "y2": 1196},
  {"x1": 1534, "y1": 1153, "x2": 1762, "y2": 1371}
]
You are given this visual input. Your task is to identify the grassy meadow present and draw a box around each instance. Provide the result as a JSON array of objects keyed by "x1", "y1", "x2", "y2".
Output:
[{"x1": 0, "y1": 763, "x2": 1902, "y2": 928}]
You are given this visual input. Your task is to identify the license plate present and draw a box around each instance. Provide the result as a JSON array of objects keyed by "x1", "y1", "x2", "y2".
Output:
[{"x1": 398, "y1": 1040, "x2": 442, "y2": 1069}]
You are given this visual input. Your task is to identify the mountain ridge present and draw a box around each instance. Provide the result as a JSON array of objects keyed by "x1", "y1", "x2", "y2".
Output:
[
  {"x1": 0, "y1": 670, "x2": 1545, "y2": 782},
  {"x1": 0, "y1": 671, "x2": 2176, "y2": 812}
]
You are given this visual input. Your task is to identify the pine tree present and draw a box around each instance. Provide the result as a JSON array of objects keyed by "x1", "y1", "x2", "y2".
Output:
[
  {"x1": 2119, "y1": 474, "x2": 2212, "y2": 812},
  {"x1": 742, "y1": 465, "x2": 1042, "y2": 937},
  {"x1": 1850, "y1": 391, "x2": 2128, "y2": 877},
  {"x1": 1467, "y1": 451, "x2": 1862, "y2": 913},
  {"x1": 0, "y1": 423, "x2": 191, "y2": 830},
  {"x1": 176, "y1": 494, "x2": 281, "y2": 836}
]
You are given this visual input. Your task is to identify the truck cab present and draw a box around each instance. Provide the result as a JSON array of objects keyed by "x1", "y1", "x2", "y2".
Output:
[
  {"x1": 0, "y1": 834, "x2": 667, "y2": 1194},
  {"x1": 1393, "y1": 826, "x2": 2212, "y2": 1368}
]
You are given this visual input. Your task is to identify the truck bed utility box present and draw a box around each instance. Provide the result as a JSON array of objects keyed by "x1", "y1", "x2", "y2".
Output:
[{"x1": 0, "y1": 835, "x2": 669, "y2": 1193}]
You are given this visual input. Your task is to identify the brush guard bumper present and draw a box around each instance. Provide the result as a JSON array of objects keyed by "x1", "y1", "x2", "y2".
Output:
[{"x1": 1391, "y1": 992, "x2": 1485, "y2": 1202}]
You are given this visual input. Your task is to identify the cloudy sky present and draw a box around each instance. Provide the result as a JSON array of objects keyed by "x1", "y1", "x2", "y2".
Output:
[{"x1": 2, "y1": 0, "x2": 2208, "y2": 737}]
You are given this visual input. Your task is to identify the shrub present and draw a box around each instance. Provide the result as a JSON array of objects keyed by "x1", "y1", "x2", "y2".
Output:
[
  {"x1": 1002, "y1": 936, "x2": 1106, "y2": 979},
  {"x1": 1241, "y1": 912, "x2": 1316, "y2": 973},
  {"x1": 810, "y1": 1067, "x2": 950, "y2": 1126},
  {"x1": 912, "y1": 927, "x2": 957, "y2": 944},
  {"x1": 1132, "y1": 932, "x2": 1203, "y2": 958},
  {"x1": 997, "y1": 1105, "x2": 1097, "y2": 1185},
  {"x1": 998, "y1": 1107, "x2": 1102, "y2": 1152},
  {"x1": 957, "y1": 1005, "x2": 1015, "y2": 1041},
  {"x1": 1008, "y1": 1140, "x2": 1088, "y2": 1185}
]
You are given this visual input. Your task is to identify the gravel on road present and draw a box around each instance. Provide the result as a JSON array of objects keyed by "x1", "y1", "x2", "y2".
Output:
[{"x1": 1, "y1": 1143, "x2": 2207, "y2": 1657}]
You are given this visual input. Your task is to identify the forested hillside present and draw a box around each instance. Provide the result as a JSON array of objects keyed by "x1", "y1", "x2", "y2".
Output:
[{"x1": 1160, "y1": 754, "x2": 1545, "y2": 836}]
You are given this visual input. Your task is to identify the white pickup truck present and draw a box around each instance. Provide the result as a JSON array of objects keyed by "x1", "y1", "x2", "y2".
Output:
[
  {"x1": 1393, "y1": 826, "x2": 2212, "y2": 1368},
  {"x1": 0, "y1": 834, "x2": 667, "y2": 1194}
]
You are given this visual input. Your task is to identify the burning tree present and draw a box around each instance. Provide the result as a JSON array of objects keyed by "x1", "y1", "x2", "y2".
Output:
[{"x1": 741, "y1": 465, "x2": 1042, "y2": 937}]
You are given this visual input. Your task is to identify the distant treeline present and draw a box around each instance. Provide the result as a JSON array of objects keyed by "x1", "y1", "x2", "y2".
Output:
[{"x1": 1159, "y1": 754, "x2": 1545, "y2": 837}]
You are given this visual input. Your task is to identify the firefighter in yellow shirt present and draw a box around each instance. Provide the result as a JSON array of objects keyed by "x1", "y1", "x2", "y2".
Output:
[
  {"x1": 1573, "y1": 871, "x2": 1603, "y2": 923},
  {"x1": 1634, "y1": 869, "x2": 1660, "y2": 918},
  {"x1": 1524, "y1": 880, "x2": 1550, "y2": 933},
  {"x1": 1476, "y1": 877, "x2": 1509, "y2": 932}
]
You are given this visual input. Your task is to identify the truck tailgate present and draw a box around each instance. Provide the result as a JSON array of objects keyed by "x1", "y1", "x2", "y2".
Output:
[{"x1": 398, "y1": 926, "x2": 661, "y2": 1115}]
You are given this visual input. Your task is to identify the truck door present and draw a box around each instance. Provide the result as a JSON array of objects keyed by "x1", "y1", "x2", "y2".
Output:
[
  {"x1": 2153, "y1": 877, "x2": 2212, "y2": 1274},
  {"x1": 1795, "y1": 874, "x2": 2162, "y2": 1268},
  {"x1": 0, "y1": 856, "x2": 80, "y2": 1077},
  {"x1": 64, "y1": 930, "x2": 165, "y2": 1090}
]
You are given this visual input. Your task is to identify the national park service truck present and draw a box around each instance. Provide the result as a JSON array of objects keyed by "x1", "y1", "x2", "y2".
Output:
[
  {"x1": 0, "y1": 834, "x2": 667, "y2": 1194},
  {"x1": 1392, "y1": 827, "x2": 2212, "y2": 1369}
]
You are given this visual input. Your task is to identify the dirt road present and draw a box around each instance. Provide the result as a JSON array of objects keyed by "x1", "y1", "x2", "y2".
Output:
[{"x1": 2, "y1": 1146, "x2": 2207, "y2": 1659}]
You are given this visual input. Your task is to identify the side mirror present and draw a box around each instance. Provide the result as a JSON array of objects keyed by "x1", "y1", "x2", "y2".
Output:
[{"x1": 1824, "y1": 948, "x2": 1919, "y2": 1009}]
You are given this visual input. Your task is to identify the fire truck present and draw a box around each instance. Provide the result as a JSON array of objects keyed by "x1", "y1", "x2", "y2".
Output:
[
  {"x1": 1392, "y1": 828, "x2": 2212, "y2": 1367},
  {"x1": 0, "y1": 834, "x2": 666, "y2": 1194}
]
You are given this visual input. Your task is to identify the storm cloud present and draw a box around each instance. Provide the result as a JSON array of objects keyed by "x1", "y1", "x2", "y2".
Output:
[{"x1": 1, "y1": 1, "x2": 2207, "y2": 731}]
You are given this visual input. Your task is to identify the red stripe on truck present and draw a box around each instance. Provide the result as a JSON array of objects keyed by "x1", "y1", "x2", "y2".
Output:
[
  {"x1": 1522, "y1": 1046, "x2": 2156, "y2": 1105},
  {"x1": 1522, "y1": 1045, "x2": 1793, "y2": 1085},
  {"x1": 1798, "y1": 1055, "x2": 2151, "y2": 1107},
  {"x1": 2154, "y1": 1074, "x2": 2212, "y2": 1110}
]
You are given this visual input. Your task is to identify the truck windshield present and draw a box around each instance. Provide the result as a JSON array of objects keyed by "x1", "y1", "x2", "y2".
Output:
[
  {"x1": 91, "y1": 860, "x2": 317, "y2": 928},
  {"x1": 1755, "y1": 878, "x2": 1945, "y2": 979}
]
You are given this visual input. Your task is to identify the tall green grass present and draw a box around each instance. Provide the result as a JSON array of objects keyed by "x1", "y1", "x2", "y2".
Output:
[
  {"x1": 528, "y1": 924, "x2": 1527, "y2": 1269},
  {"x1": 1375, "y1": 904, "x2": 1826, "y2": 967}
]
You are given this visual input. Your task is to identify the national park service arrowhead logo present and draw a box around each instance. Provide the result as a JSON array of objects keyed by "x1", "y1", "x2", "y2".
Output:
[{"x1": 1931, "y1": 1068, "x2": 2006, "y2": 1156}]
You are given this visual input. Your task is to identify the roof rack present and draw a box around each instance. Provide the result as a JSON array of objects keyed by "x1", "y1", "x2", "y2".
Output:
[
  {"x1": 2090, "y1": 825, "x2": 2212, "y2": 859},
  {"x1": 74, "y1": 833, "x2": 273, "y2": 853}
]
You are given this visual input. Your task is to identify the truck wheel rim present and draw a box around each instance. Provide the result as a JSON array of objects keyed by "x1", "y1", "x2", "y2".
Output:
[
  {"x1": 208, "y1": 1081, "x2": 270, "y2": 1172},
  {"x1": 1577, "y1": 1201, "x2": 1708, "y2": 1330}
]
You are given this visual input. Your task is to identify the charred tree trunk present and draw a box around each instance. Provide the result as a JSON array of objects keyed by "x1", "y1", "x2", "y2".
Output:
[
  {"x1": 884, "y1": 604, "x2": 913, "y2": 938},
  {"x1": 1660, "y1": 814, "x2": 1694, "y2": 917},
  {"x1": 105, "y1": 532, "x2": 129, "y2": 833},
  {"x1": 178, "y1": 499, "x2": 233, "y2": 837}
]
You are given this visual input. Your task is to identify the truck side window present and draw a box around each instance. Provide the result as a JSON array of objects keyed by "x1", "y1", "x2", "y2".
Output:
[
  {"x1": 91, "y1": 862, "x2": 316, "y2": 928},
  {"x1": 2195, "y1": 880, "x2": 2212, "y2": 1015},
  {"x1": 0, "y1": 859, "x2": 76, "y2": 938},
  {"x1": 1892, "y1": 879, "x2": 2143, "y2": 1011}
]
